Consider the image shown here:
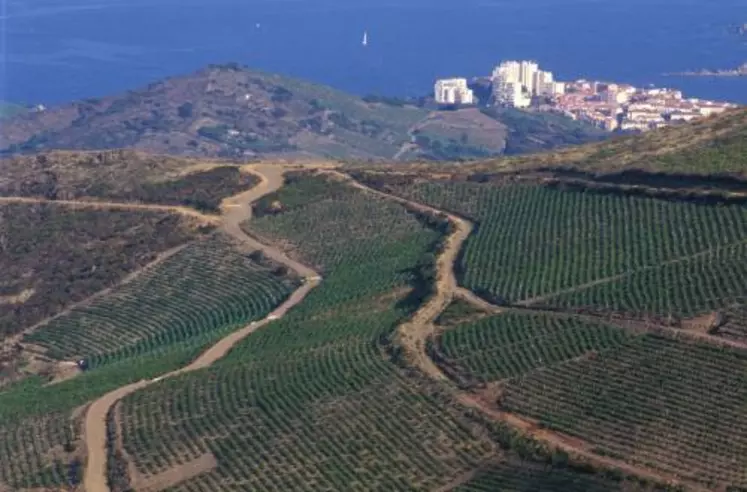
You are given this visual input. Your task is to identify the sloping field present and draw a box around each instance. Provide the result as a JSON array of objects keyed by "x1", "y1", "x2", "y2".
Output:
[
  {"x1": 717, "y1": 301, "x2": 747, "y2": 343},
  {"x1": 113, "y1": 175, "x2": 505, "y2": 490},
  {"x1": 437, "y1": 312, "x2": 635, "y2": 383},
  {"x1": 453, "y1": 460, "x2": 649, "y2": 492},
  {"x1": 377, "y1": 181, "x2": 747, "y2": 317},
  {"x1": 427, "y1": 106, "x2": 747, "y2": 176},
  {"x1": 0, "y1": 326, "x2": 238, "y2": 491},
  {"x1": 0, "y1": 412, "x2": 81, "y2": 490},
  {"x1": 24, "y1": 235, "x2": 298, "y2": 368},
  {"x1": 247, "y1": 173, "x2": 438, "y2": 272},
  {"x1": 499, "y1": 334, "x2": 747, "y2": 489},
  {"x1": 548, "y1": 240, "x2": 747, "y2": 318},
  {"x1": 0, "y1": 203, "x2": 196, "y2": 340}
]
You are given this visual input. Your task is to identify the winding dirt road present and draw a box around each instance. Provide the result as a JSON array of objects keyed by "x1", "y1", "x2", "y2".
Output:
[
  {"x1": 339, "y1": 174, "x2": 709, "y2": 492},
  {"x1": 82, "y1": 164, "x2": 321, "y2": 492},
  {"x1": 18, "y1": 164, "x2": 736, "y2": 492},
  {"x1": 330, "y1": 171, "x2": 474, "y2": 380}
]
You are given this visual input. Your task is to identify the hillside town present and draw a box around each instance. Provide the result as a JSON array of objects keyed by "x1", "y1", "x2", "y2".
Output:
[{"x1": 434, "y1": 60, "x2": 738, "y2": 132}]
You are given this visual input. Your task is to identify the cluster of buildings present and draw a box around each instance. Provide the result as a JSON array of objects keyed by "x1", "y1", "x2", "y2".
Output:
[
  {"x1": 551, "y1": 80, "x2": 737, "y2": 131},
  {"x1": 433, "y1": 60, "x2": 737, "y2": 132}
]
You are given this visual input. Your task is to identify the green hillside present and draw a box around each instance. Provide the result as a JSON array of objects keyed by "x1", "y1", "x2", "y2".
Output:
[
  {"x1": 4, "y1": 105, "x2": 747, "y2": 491},
  {"x1": 0, "y1": 64, "x2": 605, "y2": 161},
  {"x1": 475, "y1": 107, "x2": 747, "y2": 176}
]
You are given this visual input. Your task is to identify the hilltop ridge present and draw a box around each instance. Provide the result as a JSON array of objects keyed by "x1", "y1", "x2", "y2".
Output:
[
  {"x1": 0, "y1": 64, "x2": 604, "y2": 161},
  {"x1": 363, "y1": 106, "x2": 747, "y2": 178}
]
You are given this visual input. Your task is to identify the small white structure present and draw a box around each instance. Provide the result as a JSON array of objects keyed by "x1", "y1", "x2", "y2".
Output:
[{"x1": 434, "y1": 78, "x2": 475, "y2": 105}]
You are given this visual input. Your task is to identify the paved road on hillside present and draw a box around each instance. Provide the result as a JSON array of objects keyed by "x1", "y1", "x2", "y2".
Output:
[{"x1": 82, "y1": 165, "x2": 321, "y2": 492}]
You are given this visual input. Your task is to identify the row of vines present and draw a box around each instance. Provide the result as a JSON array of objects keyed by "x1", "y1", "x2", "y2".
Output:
[
  {"x1": 380, "y1": 181, "x2": 747, "y2": 316},
  {"x1": 114, "y1": 177, "x2": 502, "y2": 490},
  {"x1": 24, "y1": 235, "x2": 298, "y2": 367}
]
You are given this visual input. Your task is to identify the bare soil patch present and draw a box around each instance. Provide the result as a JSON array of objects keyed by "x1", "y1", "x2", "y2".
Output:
[
  {"x1": 0, "y1": 289, "x2": 35, "y2": 305},
  {"x1": 680, "y1": 311, "x2": 724, "y2": 334}
]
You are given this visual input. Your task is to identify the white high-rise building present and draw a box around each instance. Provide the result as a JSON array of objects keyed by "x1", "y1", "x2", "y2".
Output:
[
  {"x1": 491, "y1": 61, "x2": 521, "y2": 84},
  {"x1": 492, "y1": 60, "x2": 567, "y2": 106},
  {"x1": 533, "y1": 70, "x2": 555, "y2": 96},
  {"x1": 434, "y1": 78, "x2": 475, "y2": 105},
  {"x1": 493, "y1": 80, "x2": 530, "y2": 108},
  {"x1": 520, "y1": 61, "x2": 540, "y2": 94},
  {"x1": 492, "y1": 61, "x2": 523, "y2": 106},
  {"x1": 492, "y1": 60, "x2": 555, "y2": 106}
]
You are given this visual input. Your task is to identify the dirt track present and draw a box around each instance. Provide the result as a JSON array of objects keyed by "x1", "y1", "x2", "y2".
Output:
[
  {"x1": 332, "y1": 171, "x2": 474, "y2": 380},
  {"x1": 12, "y1": 164, "x2": 739, "y2": 491},
  {"x1": 0, "y1": 195, "x2": 221, "y2": 224},
  {"x1": 82, "y1": 164, "x2": 321, "y2": 492},
  {"x1": 453, "y1": 392, "x2": 711, "y2": 492},
  {"x1": 340, "y1": 175, "x2": 713, "y2": 492}
]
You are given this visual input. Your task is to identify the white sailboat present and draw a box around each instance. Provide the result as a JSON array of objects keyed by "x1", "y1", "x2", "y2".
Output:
[{"x1": 362, "y1": 30, "x2": 368, "y2": 47}]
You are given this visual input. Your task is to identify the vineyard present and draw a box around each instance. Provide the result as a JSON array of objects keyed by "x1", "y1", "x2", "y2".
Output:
[
  {"x1": 437, "y1": 312, "x2": 635, "y2": 382},
  {"x1": 0, "y1": 203, "x2": 196, "y2": 339},
  {"x1": 24, "y1": 235, "x2": 298, "y2": 368},
  {"x1": 499, "y1": 334, "x2": 747, "y2": 489},
  {"x1": 547, "y1": 240, "x2": 747, "y2": 318},
  {"x1": 3, "y1": 162, "x2": 747, "y2": 491},
  {"x1": 454, "y1": 460, "x2": 652, "y2": 492},
  {"x1": 718, "y1": 301, "x2": 747, "y2": 343},
  {"x1": 112, "y1": 175, "x2": 505, "y2": 491},
  {"x1": 0, "y1": 334, "x2": 220, "y2": 489},
  {"x1": 376, "y1": 181, "x2": 747, "y2": 316},
  {"x1": 0, "y1": 412, "x2": 82, "y2": 490},
  {"x1": 248, "y1": 173, "x2": 441, "y2": 272}
]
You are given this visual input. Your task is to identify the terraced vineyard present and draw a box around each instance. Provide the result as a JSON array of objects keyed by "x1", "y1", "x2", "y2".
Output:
[
  {"x1": 24, "y1": 235, "x2": 298, "y2": 368},
  {"x1": 437, "y1": 312, "x2": 635, "y2": 382},
  {"x1": 113, "y1": 175, "x2": 502, "y2": 491},
  {"x1": 376, "y1": 180, "x2": 747, "y2": 316},
  {"x1": 499, "y1": 334, "x2": 747, "y2": 489}
]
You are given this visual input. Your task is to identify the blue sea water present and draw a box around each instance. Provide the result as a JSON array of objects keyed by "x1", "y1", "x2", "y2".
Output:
[{"x1": 0, "y1": 0, "x2": 746, "y2": 106}]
